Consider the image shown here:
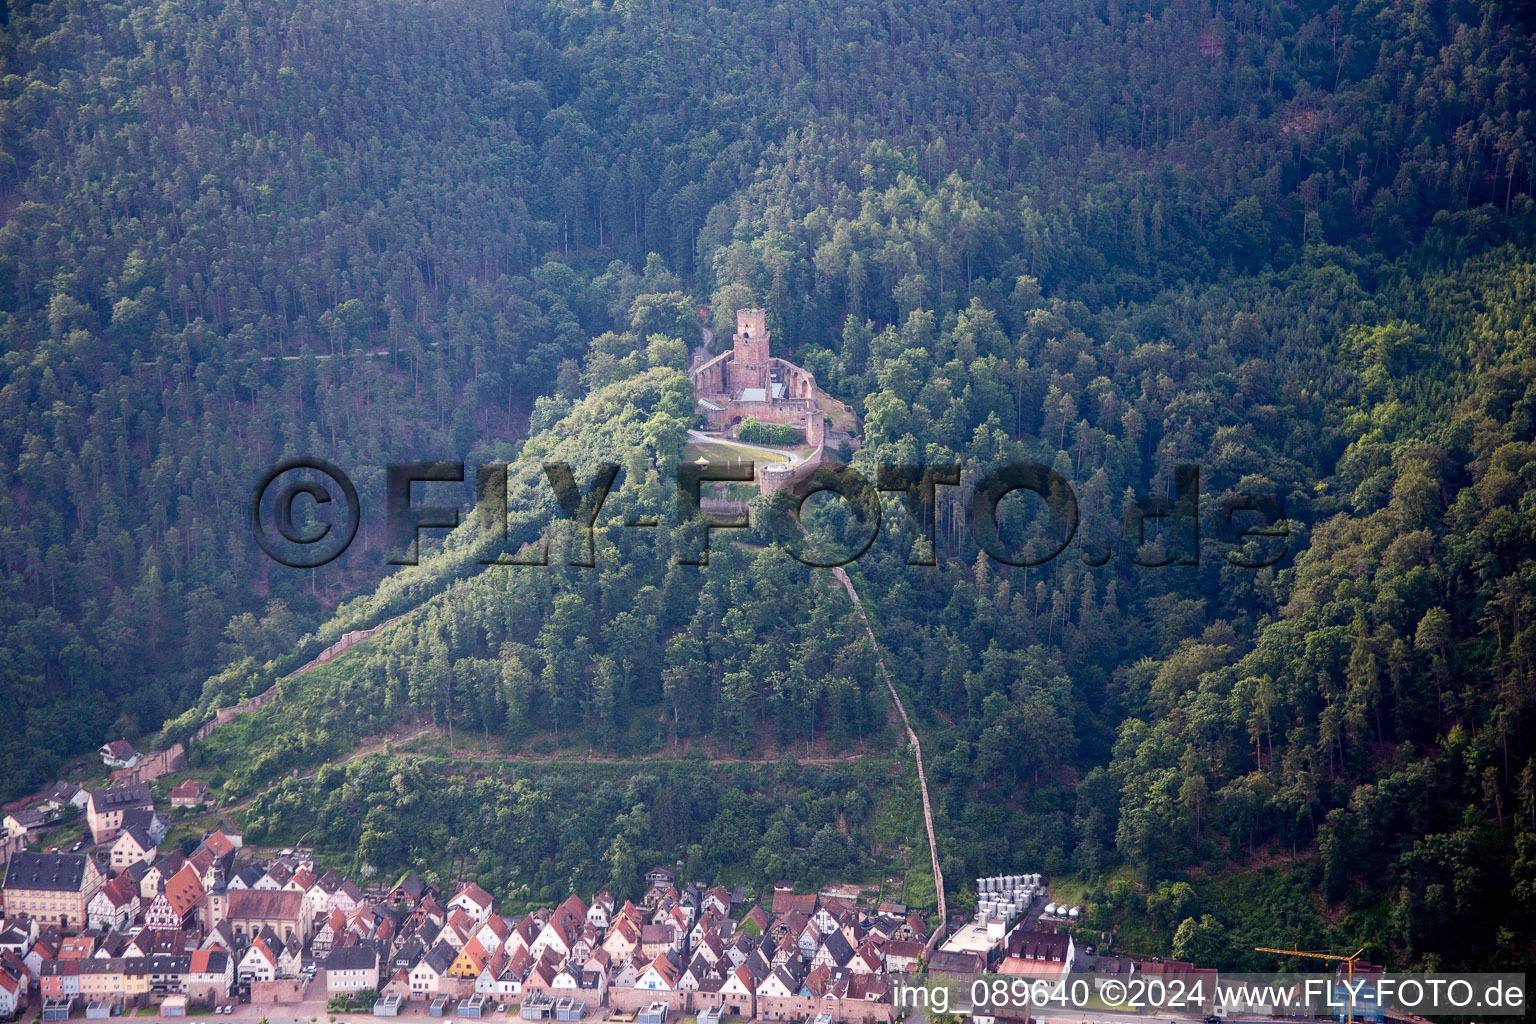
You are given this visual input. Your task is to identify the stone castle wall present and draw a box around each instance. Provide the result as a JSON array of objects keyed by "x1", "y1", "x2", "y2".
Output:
[
  {"x1": 735, "y1": 394, "x2": 826, "y2": 446},
  {"x1": 692, "y1": 352, "x2": 729, "y2": 395},
  {"x1": 189, "y1": 614, "x2": 405, "y2": 745},
  {"x1": 758, "y1": 445, "x2": 826, "y2": 495},
  {"x1": 109, "y1": 744, "x2": 188, "y2": 785}
]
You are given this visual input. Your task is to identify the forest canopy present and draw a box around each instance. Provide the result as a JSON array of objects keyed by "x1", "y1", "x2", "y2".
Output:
[{"x1": 1, "y1": 0, "x2": 1534, "y2": 973}]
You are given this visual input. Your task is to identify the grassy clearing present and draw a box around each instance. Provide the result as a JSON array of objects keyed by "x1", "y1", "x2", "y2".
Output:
[{"x1": 681, "y1": 440, "x2": 806, "y2": 465}]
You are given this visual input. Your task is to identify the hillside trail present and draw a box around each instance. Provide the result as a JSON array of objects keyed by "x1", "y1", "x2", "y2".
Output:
[
  {"x1": 828, "y1": 564, "x2": 947, "y2": 928},
  {"x1": 217, "y1": 725, "x2": 880, "y2": 825}
]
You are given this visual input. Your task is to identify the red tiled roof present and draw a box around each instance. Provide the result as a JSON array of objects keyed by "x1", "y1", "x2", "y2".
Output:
[
  {"x1": 201, "y1": 831, "x2": 236, "y2": 858},
  {"x1": 165, "y1": 864, "x2": 206, "y2": 916},
  {"x1": 772, "y1": 891, "x2": 817, "y2": 916},
  {"x1": 451, "y1": 882, "x2": 493, "y2": 910}
]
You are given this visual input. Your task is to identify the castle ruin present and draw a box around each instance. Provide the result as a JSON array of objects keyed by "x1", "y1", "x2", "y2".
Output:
[{"x1": 690, "y1": 309, "x2": 828, "y2": 448}]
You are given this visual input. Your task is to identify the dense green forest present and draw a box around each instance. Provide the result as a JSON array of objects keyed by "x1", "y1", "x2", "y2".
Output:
[
  {"x1": 2, "y1": 0, "x2": 1535, "y2": 974},
  {"x1": 240, "y1": 753, "x2": 933, "y2": 915}
]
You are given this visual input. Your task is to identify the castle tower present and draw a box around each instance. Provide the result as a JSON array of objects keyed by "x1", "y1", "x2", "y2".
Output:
[{"x1": 729, "y1": 308, "x2": 770, "y2": 393}]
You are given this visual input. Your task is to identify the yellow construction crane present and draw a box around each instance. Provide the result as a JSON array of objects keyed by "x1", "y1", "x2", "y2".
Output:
[{"x1": 1253, "y1": 946, "x2": 1368, "y2": 1024}]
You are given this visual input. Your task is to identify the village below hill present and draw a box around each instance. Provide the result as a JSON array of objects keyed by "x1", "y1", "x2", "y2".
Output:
[{"x1": 2, "y1": 763, "x2": 1344, "y2": 1024}]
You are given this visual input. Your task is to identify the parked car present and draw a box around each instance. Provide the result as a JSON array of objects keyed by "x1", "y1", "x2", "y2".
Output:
[
  {"x1": 1204, "y1": 1017, "x2": 1223, "y2": 1023},
  {"x1": 496, "y1": 1005, "x2": 507, "y2": 1014}
]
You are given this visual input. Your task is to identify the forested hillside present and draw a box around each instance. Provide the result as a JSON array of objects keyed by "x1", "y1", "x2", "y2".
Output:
[{"x1": 2, "y1": 0, "x2": 1534, "y2": 973}]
